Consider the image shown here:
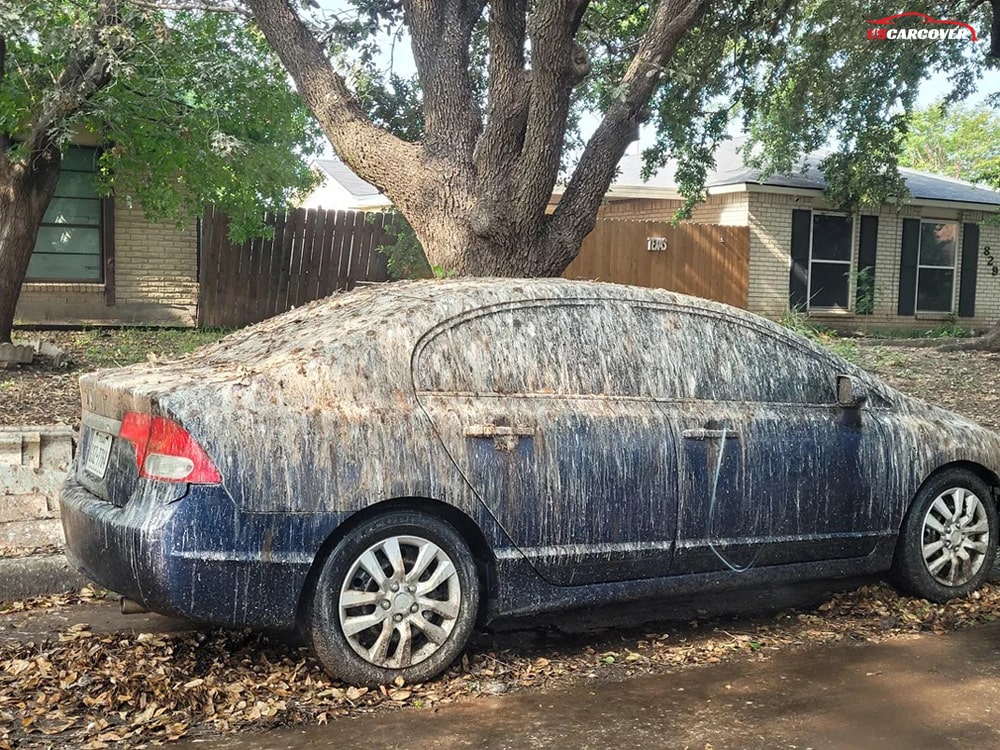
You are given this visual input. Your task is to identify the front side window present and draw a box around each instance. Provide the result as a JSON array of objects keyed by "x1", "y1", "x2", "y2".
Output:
[
  {"x1": 916, "y1": 222, "x2": 957, "y2": 312},
  {"x1": 808, "y1": 214, "x2": 853, "y2": 309},
  {"x1": 26, "y1": 146, "x2": 103, "y2": 282},
  {"x1": 631, "y1": 306, "x2": 836, "y2": 404}
]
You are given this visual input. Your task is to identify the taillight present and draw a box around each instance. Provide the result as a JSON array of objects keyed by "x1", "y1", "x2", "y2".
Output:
[{"x1": 120, "y1": 412, "x2": 222, "y2": 484}]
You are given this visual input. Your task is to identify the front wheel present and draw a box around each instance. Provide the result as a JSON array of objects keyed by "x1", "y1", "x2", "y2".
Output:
[
  {"x1": 308, "y1": 510, "x2": 480, "y2": 686},
  {"x1": 891, "y1": 469, "x2": 998, "y2": 602}
]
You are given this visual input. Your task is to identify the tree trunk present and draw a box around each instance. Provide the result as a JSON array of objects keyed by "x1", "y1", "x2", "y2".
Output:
[
  {"x1": 247, "y1": 0, "x2": 711, "y2": 280},
  {"x1": 0, "y1": 152, "x2": 62, "y2": 344}
]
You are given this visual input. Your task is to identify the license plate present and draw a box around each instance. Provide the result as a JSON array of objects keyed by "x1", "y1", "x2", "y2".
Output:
[{"x1": 84, "y1": 430, "x2": 113, "y2": 479}]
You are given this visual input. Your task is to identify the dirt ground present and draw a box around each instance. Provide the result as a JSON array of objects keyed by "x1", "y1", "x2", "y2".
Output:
[
  {"x1": 0, "y1": 329, "x2": 225, "y2": 427},
  {"x1": 189, "y1": 622, "x2": 1000, "y2": 750},
  {"x1": 2, "y1": 329, "x2": 999, "y2": 432},
  {"x1": 850, "y1": 341, "x2": 1000, "y2": 432}
]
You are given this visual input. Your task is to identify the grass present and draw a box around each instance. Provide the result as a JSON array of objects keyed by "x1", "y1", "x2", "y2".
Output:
[
  {"x1": 777, "y1": 308, "x2": 978, "y2": 366},
  {"x1": 14, "y1": 327, "x2": 230, "y2": 370},
  {"x1": 69, "y1": 328, "x2": 229, "y2": 368}
]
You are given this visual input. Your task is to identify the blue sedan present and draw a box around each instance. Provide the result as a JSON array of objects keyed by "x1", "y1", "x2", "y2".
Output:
[{"x1": 61, "y1": 279, "x2": 1000, "y2": 685}]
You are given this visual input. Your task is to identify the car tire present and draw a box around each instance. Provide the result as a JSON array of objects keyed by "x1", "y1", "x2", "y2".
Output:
[
  {"x1": 891, "y1": 469, "x2": 998, "y2": 602},
  {"x1": 308, "y1": 510, "x2": 480, "y2": 686}
]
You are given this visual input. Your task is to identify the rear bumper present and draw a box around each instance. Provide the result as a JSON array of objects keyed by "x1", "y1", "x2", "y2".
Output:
[{"x1": 60, "y1": 476, "x2": 348, "y2": 630}]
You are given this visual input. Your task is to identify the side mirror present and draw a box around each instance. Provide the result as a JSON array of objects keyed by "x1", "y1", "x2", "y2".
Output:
[{"x1": 836, "y1": 374, "x2": 868, "y2": 409}]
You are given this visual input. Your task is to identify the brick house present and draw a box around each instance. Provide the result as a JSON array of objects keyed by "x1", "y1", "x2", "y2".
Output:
[
  {"x1": 15, "y1": 142, "x2": 199, "y2": 328},
  {"x1": 22, "y1": 139, "x2": 1000, "y2": 331},
  {"x1": 579, "y1": 139, "x2": 1000, "y2": 331}
]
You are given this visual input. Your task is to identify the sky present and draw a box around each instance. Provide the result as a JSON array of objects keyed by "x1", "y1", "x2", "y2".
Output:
[{"x1": 918, "y1": 69, "x2": 1000, "y2": 107}]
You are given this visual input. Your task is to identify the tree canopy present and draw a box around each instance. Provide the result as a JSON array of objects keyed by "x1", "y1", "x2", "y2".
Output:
[
  {"x1": 244, "y1": 0, "x2": 1000, "y2": 278},
  {"x1": 0, "y1": 0, "x2": 323, "y2": 341},
  {"x1": 901, "y1": 100, "x2": 1000, "y2": 185},
  {"x1": 0, "y1": 0, "x2": 322, "y2": 234}
]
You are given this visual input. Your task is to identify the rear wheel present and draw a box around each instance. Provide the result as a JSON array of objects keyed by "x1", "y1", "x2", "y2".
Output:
[
  {"x1": 308, "y1": 511, "x2": 480, "y2": 686},
  {"x1": 891, "y1": 469, "x2": 997, "y2": 602}
]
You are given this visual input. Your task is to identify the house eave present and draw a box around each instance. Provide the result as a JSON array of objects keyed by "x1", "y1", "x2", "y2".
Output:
[
  {"x1": 889, "y1": 196, "x2": 1000, "y2": 213},
  {"x1": 589, "y1": 179, "x2": 1000, "y2": 214},
  {"x1": 735, "y1": 182, "x2": 1000, "y2": 213},
  {"x1": 602, "y1": 185, "x2": 684, "y2": 200}
]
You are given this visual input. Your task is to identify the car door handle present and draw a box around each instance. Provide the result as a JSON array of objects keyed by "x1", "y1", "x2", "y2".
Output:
[
  {"x1": 465, "y1": 423, "x2": 535, "y2": 438},
  {"x1": 682, "y1": 428, "x2": 741, "y2": 440}
]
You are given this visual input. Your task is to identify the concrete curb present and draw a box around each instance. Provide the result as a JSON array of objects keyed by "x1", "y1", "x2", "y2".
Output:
[{"x1": 0, "y1": 553, "x2": 88, "y2": 602}]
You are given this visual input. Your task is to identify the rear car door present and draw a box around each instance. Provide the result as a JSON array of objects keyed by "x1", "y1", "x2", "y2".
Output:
[{"x1": 412, "y1": 299, "x2": 680, "y2": 585}]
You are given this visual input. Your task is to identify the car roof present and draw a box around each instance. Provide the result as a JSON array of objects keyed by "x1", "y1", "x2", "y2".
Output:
[
  {"x1": 87, "y1": 279, "x2": 848, "y2": 409},
  {"x1": 187, "y1": 277, "x2": 838, "y2": 372},
  {"x1": 223, "y1": 278, "x2": 741, "y2": 339}
]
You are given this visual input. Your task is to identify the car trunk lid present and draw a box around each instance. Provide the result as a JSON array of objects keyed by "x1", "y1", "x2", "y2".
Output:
[{"x1": 76, "y1": 375, "x2": 220, "y2": 506}]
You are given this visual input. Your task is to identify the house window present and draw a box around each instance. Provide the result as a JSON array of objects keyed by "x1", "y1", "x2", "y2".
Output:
[
  {"x1": 916, "y1": 221, "x2": 957, "y2": 313},
  {"x1": 26, "y1": 146, "x2": 103, "y2": 282},
  {"x1": 808, "y1": 214, "x2": 853, "y2": 309}
]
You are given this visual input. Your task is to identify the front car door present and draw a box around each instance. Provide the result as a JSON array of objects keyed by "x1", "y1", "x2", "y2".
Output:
[{"x1": 628, "y1": 303, "x2": 893, "y2": 574}]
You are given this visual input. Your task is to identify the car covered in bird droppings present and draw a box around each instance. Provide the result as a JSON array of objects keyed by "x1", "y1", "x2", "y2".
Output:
[{"x1": 61, "y1": 278, "x2": 1000, "y2": 685}]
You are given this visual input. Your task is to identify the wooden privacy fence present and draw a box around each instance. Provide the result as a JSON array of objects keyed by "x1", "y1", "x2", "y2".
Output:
[
  {"x1": 564, "y1": 220, "x2": 750, "y2": 309},
  {"x1": 199, "y1": 206, "x2": 394, "y2": 328}
]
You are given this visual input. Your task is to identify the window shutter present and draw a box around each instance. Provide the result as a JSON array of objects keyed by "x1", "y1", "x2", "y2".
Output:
[
  {"x1": 789, "y1": 209, "x2": 811, "y2": 309},
  {"x1": 958, "y1": 223, "x2": 979, "y2": 318},
  {"x1": 855, "y1": 215, "x2": 878, "y2": 315},
  {"x1": 897, "y1": 218, "x2": 920, "y2": 316}
]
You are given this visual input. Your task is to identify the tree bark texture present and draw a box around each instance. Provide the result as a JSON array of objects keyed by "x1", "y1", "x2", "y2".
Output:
[
  {"x1": 247, "y1": 0, "x2": 713, "y2": 277},
  {"x1": 0, "y1": 0, "x2": 130, "y2": 342},
  {"x1": 0, "y1": 155, "x2": 61, "y2": 343},
  {"x1": 939, "y1": 326, "x2": 1000, "y2": 352}
]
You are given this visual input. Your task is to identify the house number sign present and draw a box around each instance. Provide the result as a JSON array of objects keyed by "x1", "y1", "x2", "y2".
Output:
[
  {"x1": 647, "y1": 237, "x2": 668, "y2": 252},
  {"x1": 986, "y1": 246, "x2": 999, "y2": 276}
]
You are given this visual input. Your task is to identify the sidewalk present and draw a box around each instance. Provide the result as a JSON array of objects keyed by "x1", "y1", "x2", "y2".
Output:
[{"x1": 0, "y1": 551, "x2": 86, "y2": 602}]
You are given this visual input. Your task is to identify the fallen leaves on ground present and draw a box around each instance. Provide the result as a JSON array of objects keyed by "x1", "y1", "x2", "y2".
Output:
[
  {"x1": 0, "y1": 586, "x2": 107, "y2": 616},
  {"x1": 2, "y1": 580, "x2": 1000, "y2": 748},
  {"x1": 852, "y1": 345, "x2": 1000, "y2": 432}
]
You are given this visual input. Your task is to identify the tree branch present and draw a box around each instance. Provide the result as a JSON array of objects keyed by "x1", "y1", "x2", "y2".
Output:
[
  {"x1": 472, "y1": 0, "x2": 528, "y2": 236},
  {"x1": 403, "y1": 0, "x2": 485, "y2": 158},
  {"x1": 128, "y1": 0, "x2": 248, "y2": 14},
  {"x1": 245, "y1": 0, "x2": 426, "y2": 211},
  {"x1": 0, "y1": 36, "x2": 9, "y2": 179},
  {"x1": 19, "y1": 0, "x2": 132, "y2": 171},
  {"x1": 512, "y1": 0, "x2": 591, "y2": 234},
  {"x1": 548, "y1": 0, "x2": 713, "y2": 271}
]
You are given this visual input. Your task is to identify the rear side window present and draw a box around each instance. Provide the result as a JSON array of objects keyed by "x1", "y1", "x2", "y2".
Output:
[{"x1": 414, "y1": 301, "x2": 645, "y2": 396}]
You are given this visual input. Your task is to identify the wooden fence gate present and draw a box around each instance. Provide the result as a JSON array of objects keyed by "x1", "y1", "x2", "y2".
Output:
[
  {"x1": 198, "y1": 206, "x2": 394, "y2": 328},
  {"x1": 563, "y1": 220, "x2": 750, "y2": 308}
]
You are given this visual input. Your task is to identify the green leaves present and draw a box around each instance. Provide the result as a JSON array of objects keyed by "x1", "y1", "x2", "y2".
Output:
[
  {"x1": 591, "y1": 0, "x2": 999, "y2": 210},
  {"x1": 901, "y1": 101, "x2": 1000, "y2": 186},
  {"x1": 1, "y1": 1, "x2": 322, "y2": 240}
]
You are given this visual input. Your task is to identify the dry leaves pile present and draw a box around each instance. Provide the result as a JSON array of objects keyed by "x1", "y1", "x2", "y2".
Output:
[
  {"x1": 3, "y1": 580, "x2": 1000, "y2": 748},
  {"x1": 3, "y1": 340, "x2": 1000, "y2": 746},
  {"x1": 852, "y1": 345, "x2": 1000, "y2": 432}
]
